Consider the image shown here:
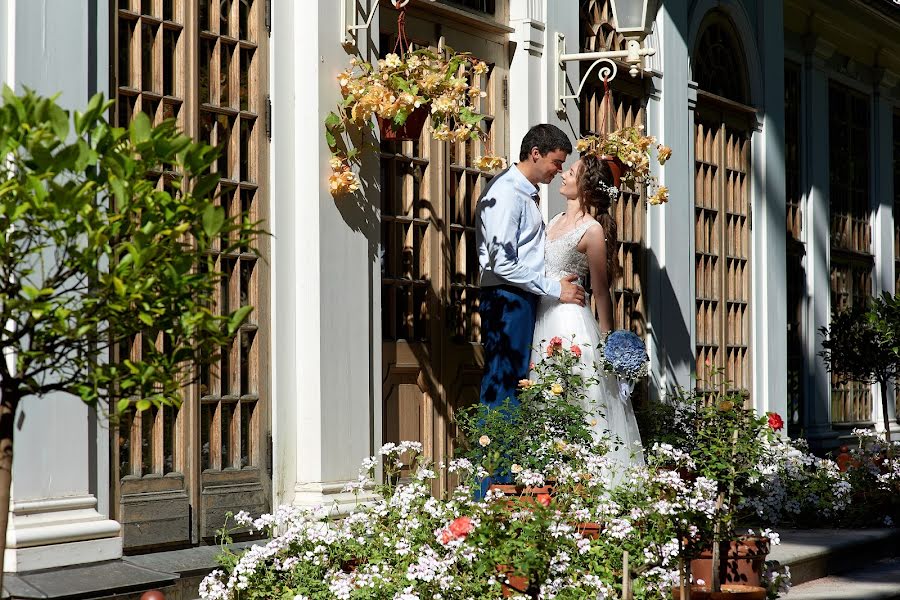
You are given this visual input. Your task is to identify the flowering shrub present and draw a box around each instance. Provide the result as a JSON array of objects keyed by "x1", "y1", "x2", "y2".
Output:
[
  {"x1": 326, "y1": 48, "x2": 505, "y2": 196},
  {"x1": 742, "y1": 436, "x2": 851, "y2": 527},
  {"x1": 455, "y1": 339, "x2": 608, "y2": 485},
  {"x1": 575, "y1": 127, "x2": 671, "y2": 204},
  {"x1": 200, "y1": 438, "x2": 730, "y2": 600}
]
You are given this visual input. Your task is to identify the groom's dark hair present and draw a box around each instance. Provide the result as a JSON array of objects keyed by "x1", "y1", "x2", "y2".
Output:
[{"x1": 519, "y1": 124, "x2": 573, "y2": 161}]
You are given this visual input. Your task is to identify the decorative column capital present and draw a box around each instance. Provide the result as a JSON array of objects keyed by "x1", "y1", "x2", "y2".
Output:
[{"x1": 803, "y1": 34, "x2": 835, "y2": 70}]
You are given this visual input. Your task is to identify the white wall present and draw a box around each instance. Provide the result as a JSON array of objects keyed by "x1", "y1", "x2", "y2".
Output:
[
  {"x1": 270, "y1": 0, "x2": 382, "y2": 512},
  {"x1": 3, "y1": 0, "x2": 120, "y2": 573}
]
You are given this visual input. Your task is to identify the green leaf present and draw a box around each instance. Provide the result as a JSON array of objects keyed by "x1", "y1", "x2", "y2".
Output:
[
  {"x1": 325, "y1": 111, "x2": 341, "y2": 128},
  {"x1": 117, "y1": 398, "x2": 131, "y2": 414},
  {"x1": 129, "y1": 112, "x2": 151, "y2": 144},
  {"x1": 326, "y1": 130, "x2": 337, "y2": 148},
  {"x1": 226, "y1": 305, "x2": 253, "y2": 336},
  {"x1": 136, "y1": 399, "x2": 151, "y2": 412},
  {"x1": 202, "y1": 205, "x2": 225, "y2": 238},
  {"x1": 139, "y1": 313, "x2": 154, "y2": 327}
]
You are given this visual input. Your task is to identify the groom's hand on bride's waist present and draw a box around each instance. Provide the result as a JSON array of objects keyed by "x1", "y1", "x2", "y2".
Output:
[{"x1": 559, "y1": 274, "x2": 585, "y2": 306}]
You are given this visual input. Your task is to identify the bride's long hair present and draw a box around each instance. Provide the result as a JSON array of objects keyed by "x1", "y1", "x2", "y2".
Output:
[{"x1": 576, "y1": 155, "x2": 620, "y2": 283}]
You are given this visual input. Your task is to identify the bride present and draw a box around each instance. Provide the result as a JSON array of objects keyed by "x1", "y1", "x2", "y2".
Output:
[{"x1": 531, "y1": 153, "x2": 644, "y2": 468}]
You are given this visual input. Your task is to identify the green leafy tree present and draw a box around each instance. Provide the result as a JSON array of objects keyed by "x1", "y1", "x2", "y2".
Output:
[
  {"x1": 820, "y1": 293, "x2": 900, "y2": 444},
  {"x1": 0, "y1": 87, "x2": 258, "y2": 582}
]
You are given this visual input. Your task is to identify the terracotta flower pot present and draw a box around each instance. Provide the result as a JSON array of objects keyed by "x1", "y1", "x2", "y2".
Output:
[
  {"x1": 377, "y1": 105, "x2": 429, "y2": 141},
  {"x1": 671, "y1": 584, "x2": 767, "y2": 600},
  {"x1": 575, "y1": 521, "x2": 603, "y2": 539},
  {"x1": 488, "y1": 483, "x2": 555, "y2": 497},
  {"x1": 497, "y1": 565, "x2": 535, "y2": 598},
  {"x1": 598, "y1": 154, "x2": 628, "y2": 188},
  {"x1": 691, "y1": 537, "x2": 770, "y2": 588}
]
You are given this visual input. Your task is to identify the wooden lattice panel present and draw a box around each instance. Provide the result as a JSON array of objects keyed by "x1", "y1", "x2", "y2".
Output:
[
  {"x1": 447, "y1": 64, "x2": 497, "y2": 344},
  {"x1": 580, "y1": 0, "x2": 628, "y2": 53},
  {"x1": 694, "y1": 116, "x2": 751, "y2": 393},
  {"x1": 113, "y1": 0, "x2": 269, "y2": 549},
  {"x1": 828, "y1": 83, "x2": 873, "y2": 424}
]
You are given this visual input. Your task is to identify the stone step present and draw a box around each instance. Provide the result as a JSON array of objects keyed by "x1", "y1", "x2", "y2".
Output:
[
  {"x1": 780, "y1": 558, "x2": 900, "y2": 599},
  {"x1": 767, "y1": 529, "x2": 900, "y2": 598}
]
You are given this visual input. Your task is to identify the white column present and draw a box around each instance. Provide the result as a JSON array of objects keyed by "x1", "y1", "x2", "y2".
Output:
[
  {"x1": 803, "y1": 37, "x2": 838, "y2": 448},
  {"x1": 751, "y1": 0, "x2": 787, "y2": 419},
  {"x1": 508, "y1": 0, "x2": 580, "y2": 218},
  {"x1": 871, "y1": 70, "x2": 899, "y2": 433},
  {"x1": 270, "y1": 0, "x2": 380, "y2": 513},
  {"x1": 4, "y1": 0, "x2": 121, "y2": 572},
  {"x1": 647, "y1": 0, "x2": 695, "y2": 395}
]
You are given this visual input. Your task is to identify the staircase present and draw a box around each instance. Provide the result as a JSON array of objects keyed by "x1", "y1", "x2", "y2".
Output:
[{"x1": 772, "y1": 529, "x2": 900, "y2": 599}]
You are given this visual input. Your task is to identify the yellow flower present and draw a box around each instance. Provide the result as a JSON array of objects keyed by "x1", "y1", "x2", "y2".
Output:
[
  {"x1": 511, "y1": 463, "x2": 523, "y2": 474},
  {"x1": 658, "y1": 144, "x2": 673, "y2": 165},
  {"x1": 382, "y1": 53, "x2": 403, "y2": 69},
  {"x1": 473, "y1": 61, "x2": 489, "y2": 75},
  {"x1": 649, "y1": 185, "x2": 669, "y2": 205},
  {"x1": 475, "y1": 156, "x2": 507, "y2": 171},
  {"x1": 478, "y1": 435, "x2": 491, "y2": 447},
  {"x1": 329, "y1": 156, "x2": 344, "y2": 170},
  {"x1": 550, "y1": 383, "x2": 564, "y2": 395},
  {"x1": 518, "y1": 378, "x2": 534, "y2": 389}
]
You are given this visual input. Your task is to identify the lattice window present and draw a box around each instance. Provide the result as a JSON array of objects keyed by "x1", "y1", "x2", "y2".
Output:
[
  {"x1": 579, "y1": 1, "x2": 646, "y2": 335},
  {"x1": 448, "y1": 63, "x2": 498, "y2": 344},
  {"x1": 784, "y1": 61, "x2": 804, "y2": 433},
  {"x1": 694, "y1": 118, "x2": 752, "y2": 394},
  {"x1": 828, "y1": 82, "x2": 873, "y2": 424},
  {"x1": 692, "y1": 21, "x2": 748, "y2": 105},
  {"x1": 581, "y1": 0, "x2": 628, "y2": 53},
  {"x1": 113, "y1": 0, "x2": 269, "y2": 550}
]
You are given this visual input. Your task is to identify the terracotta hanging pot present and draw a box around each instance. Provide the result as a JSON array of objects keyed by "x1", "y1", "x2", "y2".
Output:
[
  {"x1": 377, "y1": 105, "x2": 430, "y2": 141},
  {"x1": 574, "y1": 521, "x2": 603, "y2": 539},
  {"x1": 671, "y1": 584, "x2": 767, "y2": 600},
  {"x1": 690, "y1": 536, "x2": 771, "y2": 588},
  {"x1": 497, "y1": 565, "x2": 536, "y2": 599},
  {"x1": 599, "y1": 154, "x2": 628, "y2": 189}
]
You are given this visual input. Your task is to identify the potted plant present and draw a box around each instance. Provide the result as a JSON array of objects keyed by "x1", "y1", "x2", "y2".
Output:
[
  {"x1": 325, "y1": 47, "x2": 506, "y2": 196},
  {"x1": 576, "y1": 127, "x2": 671, "y2": 204},
  {"x1": 820, "y1": 293, "x2": 900, "y2": 445}
]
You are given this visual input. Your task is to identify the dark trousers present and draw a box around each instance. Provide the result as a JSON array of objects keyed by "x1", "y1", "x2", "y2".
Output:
[{"x1": 479, "y1": 285, "x2": 539, "y2": 410}]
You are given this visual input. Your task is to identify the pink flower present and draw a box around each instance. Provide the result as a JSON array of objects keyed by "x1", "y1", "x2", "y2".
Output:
[
  {"x1": 448, "y1": 516, "x2": 474, "y2": 538},
  {"x1": 547, "y1": 337, "x2": 563, "y2": 357},
  {"x1": 536, "y1": 494, "x2": 552, "y2": 507},
  {"x1": 571, "y1": 344, "x2": 582, "y2": 358}
]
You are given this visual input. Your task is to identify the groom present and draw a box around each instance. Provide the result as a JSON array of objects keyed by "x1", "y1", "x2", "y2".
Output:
[{"x1": 475, "y1": 124, "x2": 585, "y2": 411}]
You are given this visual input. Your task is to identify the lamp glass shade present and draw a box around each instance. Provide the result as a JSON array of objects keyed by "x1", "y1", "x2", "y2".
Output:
[{"x1": 610, "y1": 0, "x2": 654, "y2": 36}]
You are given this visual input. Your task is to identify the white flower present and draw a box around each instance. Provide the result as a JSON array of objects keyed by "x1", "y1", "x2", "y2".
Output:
[{"x1": 478, "y1": 435, "x2": 491, "y2": 447}]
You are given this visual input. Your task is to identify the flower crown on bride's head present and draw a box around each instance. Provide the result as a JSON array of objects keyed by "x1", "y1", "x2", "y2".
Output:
[{"x1": 595, "y1": 179, "x2": 620, "y2": 202}]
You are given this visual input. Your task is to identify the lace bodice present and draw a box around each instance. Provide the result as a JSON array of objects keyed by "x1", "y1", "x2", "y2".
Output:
[{"x1": 544, "y1": 214, "x2": 601, "y2": 285}]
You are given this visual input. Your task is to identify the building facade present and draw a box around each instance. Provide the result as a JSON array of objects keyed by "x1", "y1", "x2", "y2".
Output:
[{"x1": 0, "y1": 0, "x2": 898, "y2": 591}]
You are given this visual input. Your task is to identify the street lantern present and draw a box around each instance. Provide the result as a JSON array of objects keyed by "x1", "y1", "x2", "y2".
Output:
[
  {"x1": 555, "y1": 0, "x2": 659, "y2": 112},
  {"x1": 609, "y1": 0, "x2": 659, "y2": 40}
]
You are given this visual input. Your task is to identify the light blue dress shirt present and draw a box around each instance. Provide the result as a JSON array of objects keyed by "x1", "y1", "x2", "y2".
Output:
[{"x1": 475, "y1": 165, "x2": 562, "y2": 298}]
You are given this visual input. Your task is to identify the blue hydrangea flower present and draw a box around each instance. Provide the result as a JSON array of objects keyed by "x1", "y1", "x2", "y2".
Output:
[{"x1": 603, "y1": 330, "x2": 649, "y2": 381}]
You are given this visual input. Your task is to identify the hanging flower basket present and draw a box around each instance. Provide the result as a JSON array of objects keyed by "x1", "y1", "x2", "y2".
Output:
[
  {"x1": 324, "y1": 3, "x2": 507, "y2": 196},
  {"x1": 377, "y1": 104, "x2": 431, "y2": 141}
]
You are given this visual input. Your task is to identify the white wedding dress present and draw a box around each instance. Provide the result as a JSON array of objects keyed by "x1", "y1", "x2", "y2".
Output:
[{"x1": 531, "y1": 214, "x2": 644, "y2": 469}]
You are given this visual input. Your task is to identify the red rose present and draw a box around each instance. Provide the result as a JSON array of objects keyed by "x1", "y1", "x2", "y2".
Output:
[
  {"x1": 448, "y1": 516, "x2": 474, "y2": 538},
  {"x1": 767, "y1": 412, "x2": 784, "y2": 431},
  {"x1": 536, "y1": 494, "x2": 552, "y2": 507},
  {"x1": 571, "y1": 344, "x2": 582, "y2": 358}
]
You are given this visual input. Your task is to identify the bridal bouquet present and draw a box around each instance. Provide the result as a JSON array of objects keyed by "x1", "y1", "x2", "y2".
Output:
[
  {"x1": 599, "y1": 330, "x2": 649, "y2": 382},
  {"x1": 598, "y1": 330, "x2": 649, "y2": 405}
]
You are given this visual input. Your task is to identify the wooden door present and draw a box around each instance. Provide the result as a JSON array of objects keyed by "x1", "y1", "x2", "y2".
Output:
[
  {"x1": 380, "y1": 6, "x2": 508, "y2": 493},
  {"x1": 693, "y1": 97, "x2": 753, "y2": 397},
  {"x1": 112, "y1": 0, "x2": 271, "y2": 551}
]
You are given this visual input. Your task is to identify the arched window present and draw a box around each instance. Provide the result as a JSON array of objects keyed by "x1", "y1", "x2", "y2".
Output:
[{"x1": 692, "y1": 14, "x2": 755, "y2": 397}]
